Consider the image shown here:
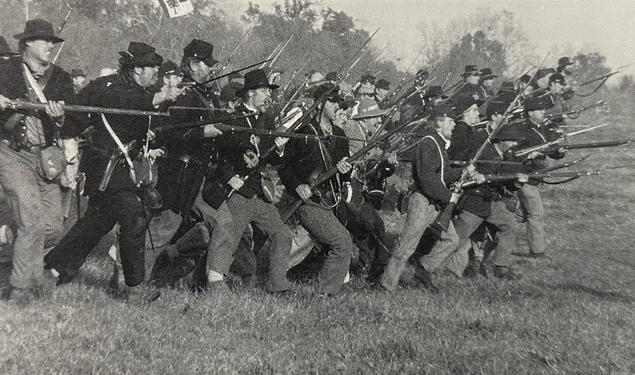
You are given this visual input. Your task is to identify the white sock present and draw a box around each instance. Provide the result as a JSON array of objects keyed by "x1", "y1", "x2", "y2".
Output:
[{"x1": 207, "y1": 270, "x2": 224, "y2": 283}]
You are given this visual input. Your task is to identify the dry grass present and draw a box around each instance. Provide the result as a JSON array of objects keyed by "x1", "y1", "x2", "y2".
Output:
[{"x1": 0, "y1": 112, "x2": 634, "y2": 374}]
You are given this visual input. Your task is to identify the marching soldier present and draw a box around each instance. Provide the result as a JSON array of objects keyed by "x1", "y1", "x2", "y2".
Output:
[
  {"x1": 202, "y1": 69, "x2": 293, "y2": 293},
  {"x1": 379, "y1": 104, "x2": 484, "y2": 292},
  {"x1": 44, "y1": 42, "x2": 170, "y2": 303},
  {"x1": 509, "y1": 96, "x2": 565, "y2": 259},
  {"x1": 0, "y1": 19, "x2": 74, "y2": 304},
  {"x1": 279, "y1": 83, "x2": 356, "y2": 296}
]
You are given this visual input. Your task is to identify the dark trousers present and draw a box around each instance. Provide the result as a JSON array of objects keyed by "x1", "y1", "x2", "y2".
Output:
[
  {"x1": 45, "y1": 189, "x2": 147, "y2": 286},
  {"x1": 298, "y1": 203, "x2": 354, "y2": 295},
  {"x1": 342, "y1": 201, "x2": 390, "y2": 281}
]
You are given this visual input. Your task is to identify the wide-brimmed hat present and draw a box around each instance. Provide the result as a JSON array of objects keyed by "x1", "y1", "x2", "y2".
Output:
[
  {"x1": 462, "y1": 64, "x2": 480, "y2": 77},
  {"x1": 480, "y1": 67, "x2": 497, "y2": 80},
  {"x1": 0, "y1": 37, "x2": 18, "y2": 57},
  {"x1": 183, "y1": 39, "x2": 218, "y2": 66},
  {"x1": 237, "y1": 68, "x2": 279, "y2": 97},
  {"x1": 352, "y1": 97, "x2": 391, "y2": 120},
  {"x1": 13, "y1": 19, "x2": 63, "y2": 43},
  {"x1": 119, "y1": 42, "x2": 163, "y2": 67}
]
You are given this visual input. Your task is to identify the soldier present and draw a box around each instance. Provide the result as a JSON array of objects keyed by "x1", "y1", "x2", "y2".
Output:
[
  {"x1": 479, "y1": 67, "x2": 497, "y2": 98},
  {"x1": 278, "y1": 83, "x2": 355, "y2": 296},
  {"x1": 202, "y1": 69, "x2": 293, "y2": 293},
  {"x1": 0, "y1": 19, "x2": 74, "y2": 304},
  {"x1": 344, "y1": 98, "x2": 396, "y2": 282},
  {"x1": 44, "y1": 41, "x2": 170, "y2": 303},
  {"x1": 544, "y1": 73, "x2": 568, "y2": 127},
  {"x1": 355, "y1": 73, "x2": 376, "y2": 101},
  {"x1": 379, "y1": 104, "x2": 484, "y2": 292},
  {"x1": 399, "y1": 69, "x2": 430, "y2": 125},
  {"x1": 444, "y1": 101, "x2": 525, "y2": 280},
  {"x1": 452, "y1": 65, "x2": 483, "y2": 102},
  {"x1": 555, "y1": 57, "x2": 576, "y2": 100},
  {"x1": 511, "y1": 96, "x2": 565, "y2": 259},
  {"x1": 374, "y1": 78, "x2": 391, "y2": 109}
]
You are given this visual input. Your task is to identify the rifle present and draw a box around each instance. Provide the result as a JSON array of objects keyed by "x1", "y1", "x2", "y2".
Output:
[
  {"x1": 266, "y1": 35, "x2": 294, "y2": 76},
  {"x1": 544, "y1": 100, "x2": 606, "y2": 121},
  {"x1": 461, "y1": 164, "x2": 633, "y2": 189},
  {"x1": 514, "y1": 122, "x2": 610, "y2": 157},
  {"x1": 196, "y1": 58, "x2": 273, "y2": 86},
  {"x1": 160, "y1": 122, "x2": 365, "y2": 142},
  {"x1": 260, "y1": 41, "x2": 285, "y2": 69},
  {"x1": 216, "y1": 25, "x2": 254, "y2": 77},
  {"x1": 152, "y1": 112, "x2": 257, "y2": 132},
  {"x1": 431, "y1": 52, "x2": 551, "y2": 233},
  {"x1": 52, "y1": 3, "x2": 73, "y2": 64},
  {"x1": 539, "y1": 139, "x2": 633, "y2": 155},
  {"x1": 578, "y1": 63, "x2": 633, "y2": 87},
  {"x1": 280, "y1": 119, "x2": 414, "y2": 222}
]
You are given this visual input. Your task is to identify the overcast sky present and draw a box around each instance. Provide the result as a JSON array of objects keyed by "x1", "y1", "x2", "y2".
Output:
[{"x1": 217, "y1": 0, "x2": 635, "y2": 76}]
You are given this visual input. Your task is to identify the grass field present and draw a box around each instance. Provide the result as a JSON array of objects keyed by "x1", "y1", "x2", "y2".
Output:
[{"x1": 0, "y1": 111, "x2": 633, "y2": 374}]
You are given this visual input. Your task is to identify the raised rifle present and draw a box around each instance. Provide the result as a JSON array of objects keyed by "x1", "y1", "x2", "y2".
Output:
[
  {"x1": 52, "y1": 2, "x2": 73, "y2": 64},
  {"x1": 431, "y1": 52, "x2": 551, "y2": 233},
  {"x1": 266, "y1": 35, "x2": 294, "y2": 76},
  {"x1": 194, "y1": 58, "x2": 273, "y2": 86},
  {"x1": 215, "y1": 25, "x2": 254, "y2": 77}
]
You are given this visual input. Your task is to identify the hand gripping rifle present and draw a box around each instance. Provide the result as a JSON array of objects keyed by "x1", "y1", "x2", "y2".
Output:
[
  {"x1": 281, "y1": 119, "x2": 414, "y2": 222},
  {"x1": 431, "y1": 52, "x2": 551, "y2": 233}
]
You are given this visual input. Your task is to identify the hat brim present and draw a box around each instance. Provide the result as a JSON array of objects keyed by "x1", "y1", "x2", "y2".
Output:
[
  {"x1": 462, "y1": 72, "x2": 481, "y2": 77},
  {"x1": 14, "y1": 33, "x2": 64, "y2": 44},
  {"x1": 0, "y1": 51, "x2": 19, "y2": 57},
  {"x1": 118, "y1": 51, "x2": 163, "y2": 67},
  {"x1": 236, "y1": 83, "x2": 279, "y2": 97},
  {"x1": 482, "y1": 74, "x2": 497, "y2": 80}
]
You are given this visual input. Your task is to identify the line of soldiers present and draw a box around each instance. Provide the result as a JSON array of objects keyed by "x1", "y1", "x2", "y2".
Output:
[{"x1": 0, "y1": 18, "x2": 580, "y2": 305}]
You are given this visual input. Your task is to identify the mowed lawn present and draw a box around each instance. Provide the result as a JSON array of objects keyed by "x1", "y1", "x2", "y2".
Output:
[{"x1": 0, "y1": 113, "x2": 633, "y2": 374}]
